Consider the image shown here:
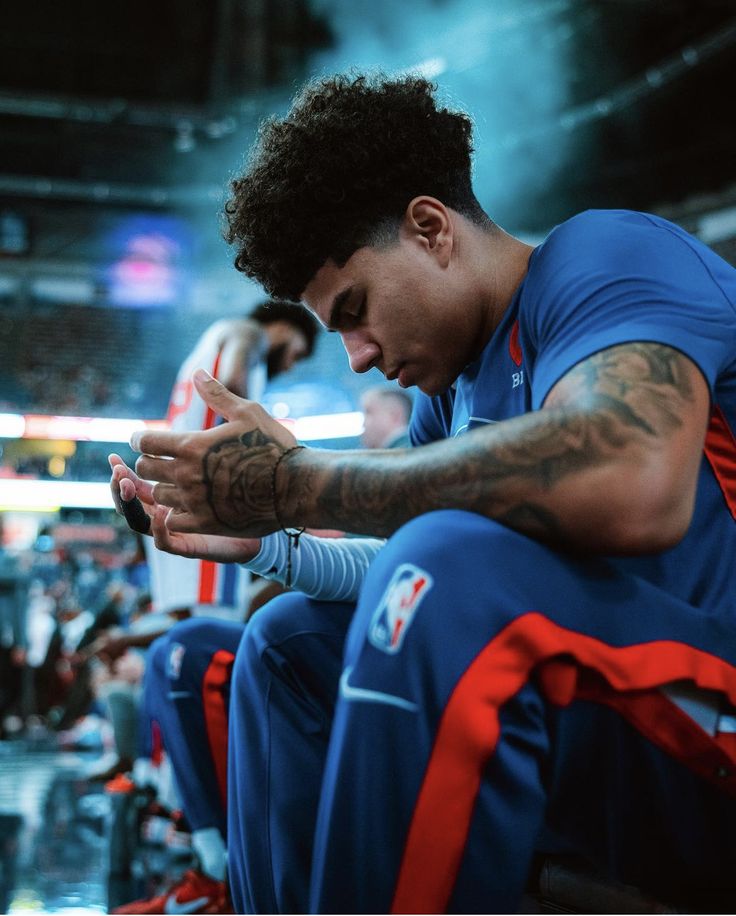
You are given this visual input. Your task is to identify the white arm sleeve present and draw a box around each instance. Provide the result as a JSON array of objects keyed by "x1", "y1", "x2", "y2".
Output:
[{"x1": 242, "y1": 531, "x2": 385, "y2": 602}]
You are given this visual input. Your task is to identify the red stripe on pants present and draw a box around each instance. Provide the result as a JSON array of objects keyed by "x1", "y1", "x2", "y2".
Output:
[
  {"x1": 150, "y1": 719, "x2": 164, "y2": 767},
  {"x1": 391, "y1": 612, "x2": 736, "y2": 914},
  {"x1": 202, "y1": 649, "x2": 235, "y2": 808}
]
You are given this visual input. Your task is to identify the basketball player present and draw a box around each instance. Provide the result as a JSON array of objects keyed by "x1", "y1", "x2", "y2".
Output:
[
  {"x1": 142, "y1": 300, "x2": 317, "y2": 622},
  {"x1": 119, "y1": 74, "x2": 736, "y2": 913}
]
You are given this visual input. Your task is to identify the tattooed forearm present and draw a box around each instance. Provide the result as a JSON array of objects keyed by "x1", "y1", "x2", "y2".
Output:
[
  {"x1": 290, "y1": 409, "x2": 613, "y2": 538},
  {"x1": 282, "y1": 343, "x2": 703, "y2": 548}
]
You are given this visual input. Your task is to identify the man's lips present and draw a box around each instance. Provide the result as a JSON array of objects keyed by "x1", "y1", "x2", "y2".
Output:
[
  {"x1": 385, "y1": 363, "x2": 403, "y2": 382},
  {"x1": 384, "y1": 363, "x2": 413, "y2": 387}
]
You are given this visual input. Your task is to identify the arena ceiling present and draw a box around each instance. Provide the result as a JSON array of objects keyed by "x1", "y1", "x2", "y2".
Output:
[{"x1": 0, "y1": 0, "x2": 734, "y2": 236}]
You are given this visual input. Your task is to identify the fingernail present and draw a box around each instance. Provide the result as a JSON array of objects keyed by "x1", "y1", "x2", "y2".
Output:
[
  {"x1": 193, "y1": 368, "x2": 215, "y2": 383},
  {"x1": 130, "y1": 433, "x2": 141, "y2": 451}
]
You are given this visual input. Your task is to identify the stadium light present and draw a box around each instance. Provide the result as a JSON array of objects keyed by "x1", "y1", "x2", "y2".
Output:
[
  {"x1": 0, "y1": 413, "x2": 26, "y2": 438},
  {"x1": 293, "y1": 411, "x2": 364, "y2": 441},
  {"x1": 0, "y1": 411, "x2": 364, "y2": 443},
  {"x1": 0, "y1": 479, "x2": 113, "y2": 511}
]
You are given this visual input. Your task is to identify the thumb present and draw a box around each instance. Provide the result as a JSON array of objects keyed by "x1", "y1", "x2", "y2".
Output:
[{"x1": 192, "y1": 368, "x2": 247, "y2": 421}]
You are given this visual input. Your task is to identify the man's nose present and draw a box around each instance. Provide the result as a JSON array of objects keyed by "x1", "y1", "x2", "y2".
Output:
[{"x1": 342, "y1": 331, "x2": 380, "y2": 374}]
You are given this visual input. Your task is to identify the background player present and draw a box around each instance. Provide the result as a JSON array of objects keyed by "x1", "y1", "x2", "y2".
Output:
[{"x1": 146, "y1": 299, "x2": 317, "y2": 622}]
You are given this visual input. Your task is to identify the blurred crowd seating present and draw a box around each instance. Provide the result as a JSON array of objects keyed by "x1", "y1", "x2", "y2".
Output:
[
  {"x1": 0, "y1": 301, "x2": 211, "y2": 418},
  {"x1": 0, "y1": 514, "x2": 149, "y2": 740}
]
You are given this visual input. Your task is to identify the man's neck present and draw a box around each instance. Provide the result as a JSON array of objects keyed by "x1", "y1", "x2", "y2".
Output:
[{"x1": 465, "y1": 226, "x2": 535, "y2": 363}]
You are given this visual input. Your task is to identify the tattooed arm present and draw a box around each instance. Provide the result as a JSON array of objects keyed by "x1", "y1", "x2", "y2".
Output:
[
  {"x1": 131, "y1": 346, "x2": 709, "y2": 554},
  {"x1": 278, "y1": 342, "x2": 710, "y2": 553}
]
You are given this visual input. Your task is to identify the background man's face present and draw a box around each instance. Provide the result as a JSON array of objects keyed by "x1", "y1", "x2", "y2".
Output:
[
  {"x1": 360, "y1": 391, "x2": 405, "y2": 449},
  {"x1": 267, "y1": 325, "x2": 309, "y2": 379}
]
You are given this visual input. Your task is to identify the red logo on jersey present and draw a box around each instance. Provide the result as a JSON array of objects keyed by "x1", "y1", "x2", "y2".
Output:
[
  {"x1": 166, "y1": 380, "x2": 194, "y2": 425},
  {"x1": 509, "y1": 320, "x2": 523, "y2": 367}
]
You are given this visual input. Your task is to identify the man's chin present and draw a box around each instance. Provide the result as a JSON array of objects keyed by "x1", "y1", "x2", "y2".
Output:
[
  {"x1": 415, "y1": 376, "x2": 453, "y2": 397},
  {"x1": 390, "y1": 364, "x2": 456, "y2": 396}
]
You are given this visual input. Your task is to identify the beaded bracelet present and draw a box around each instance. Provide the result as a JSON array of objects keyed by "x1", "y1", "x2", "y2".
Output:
[{"x1": 270, "y1": 445, "x2": 306, "y2": 588}]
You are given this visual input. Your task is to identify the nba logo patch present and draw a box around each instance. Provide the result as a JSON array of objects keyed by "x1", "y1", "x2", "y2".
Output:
[
  {"x1": 368, "y1": 564, "x2": 433, "y2": 654},
  {"x1": 167, "y1": 642, "x2": 185, "y2": 680}
]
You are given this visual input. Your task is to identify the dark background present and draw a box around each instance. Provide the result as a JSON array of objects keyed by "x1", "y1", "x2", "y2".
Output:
[{"x1": 0, "y1": 0, "x2": 734, "y2": 423}]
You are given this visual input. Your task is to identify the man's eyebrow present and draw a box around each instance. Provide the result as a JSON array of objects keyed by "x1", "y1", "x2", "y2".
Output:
[{"x1": 326, "y1": 286, "x2": 354, "y2": 331}]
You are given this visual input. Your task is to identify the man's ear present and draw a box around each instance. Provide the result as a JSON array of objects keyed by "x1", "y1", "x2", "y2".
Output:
[{"x1": 402, "y1": 196, "x2": 453, "y2": 267}]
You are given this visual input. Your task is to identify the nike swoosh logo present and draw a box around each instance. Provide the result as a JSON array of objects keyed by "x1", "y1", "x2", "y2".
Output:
[
  {"x1": 339, "y1": 666, "x2": 418, "y2": 712},
  {"x1": 164, "y1": 894, "x2": 210, "y2": 915},
  {"x1": 167, "y1": 691, "x2": 193, "y2": 699}
]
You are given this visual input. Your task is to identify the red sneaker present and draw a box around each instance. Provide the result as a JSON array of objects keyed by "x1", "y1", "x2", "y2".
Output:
[
  {"x1": 104, "y1": 773, "x2": 136, "y2": 794},
  {"x1": 112, "y1": 869, "x2": 230, "y2": 914}
]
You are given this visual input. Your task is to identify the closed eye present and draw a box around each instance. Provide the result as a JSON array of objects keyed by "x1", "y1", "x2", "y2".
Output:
[
  {"x1": 344, "y1": 295, "x2": 366, "y2": 327},
  {"x1": 325, "y1": 288, "x2": 364, "y2": 333}
]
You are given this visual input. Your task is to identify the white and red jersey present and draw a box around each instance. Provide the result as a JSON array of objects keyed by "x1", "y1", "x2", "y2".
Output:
[
  {"x1": 145, "y1": 543, "x2": 251, "y2": 618},
  {"x1": 147, "y1": 323, "x2": 266, "y2": 618},
  {"x1": 166, "y1": 324, "x2": 267, "y2": 433}
]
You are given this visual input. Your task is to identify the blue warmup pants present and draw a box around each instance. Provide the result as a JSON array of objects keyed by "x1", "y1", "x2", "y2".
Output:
[
  {"x1": 143, "y1": 618, "x2": 244, "y2": 836},
  {"x1": 227, "y1": 510, "x2": 736, "y2": 913}
]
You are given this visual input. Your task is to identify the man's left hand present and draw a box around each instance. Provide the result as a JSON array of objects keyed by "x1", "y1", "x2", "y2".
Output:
[{"x1": 130, "y1": 369, "x2": 299, "y2": 537}]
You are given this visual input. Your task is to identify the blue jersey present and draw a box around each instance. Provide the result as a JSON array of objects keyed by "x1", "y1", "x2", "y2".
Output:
[{"x1": 411, "y1": 209, "x2": 736, "y2": 614}]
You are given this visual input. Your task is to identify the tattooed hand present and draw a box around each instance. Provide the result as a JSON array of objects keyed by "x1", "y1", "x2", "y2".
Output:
[{"x1": 129, "y1": 369, "x2": 299, "y2": 537}]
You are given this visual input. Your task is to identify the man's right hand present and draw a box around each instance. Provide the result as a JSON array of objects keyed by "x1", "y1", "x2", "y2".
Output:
[{"x1": 109, "y1": 453, "x2": 262, "y2": 564}]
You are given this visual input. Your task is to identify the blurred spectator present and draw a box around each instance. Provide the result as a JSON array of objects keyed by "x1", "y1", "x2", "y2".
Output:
[
  {"x1": 360, "y1": 386, "x2": 413, "y2": 449},
  {"x1": 24, "y1": 580, "x2": 59, "y2": 715},
  {"x1": 0, "y1": 547, "x2": 29, "y2": 737}
]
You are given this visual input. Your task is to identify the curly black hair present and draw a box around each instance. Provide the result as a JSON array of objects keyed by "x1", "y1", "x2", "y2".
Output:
[{"x1": 224, "y1": 74, "x2": 487, "y2": 302}]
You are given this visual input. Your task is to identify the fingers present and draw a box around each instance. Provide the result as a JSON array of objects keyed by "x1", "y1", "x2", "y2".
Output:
[
  {"x1": 129, "y1": 371, "x2": 251, "y2": 455},
  {"x1": 150, "y1": 505, "x2": 193, "y2": 555},
  {"x1": 150, "y1": 482, "x2": 187, "y2": 511},
  {"x1": 163, "y1": 508, "x2": 202, "y2": 534},
  {"x1": 150, "y1": 504, "x2": 175, "y2": 551},
  {"x1": 193, "y1": 368, "x2": 250, "y2": 422},
  {"x1": 109, "y1": 452, "x2": 153, "y2": 534},
  {"x1": 135, "y1": 455, "x2": 178, "y2": 484},
  {"x1": 109, "y1": 456, "x2": 156, "y2": 505},
  {"x1": 129, "y1": 429, "x2": 184, "y2": 457},
  {"x1": 109, "y1": 473, "x2": 124, "y2": 515}
]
